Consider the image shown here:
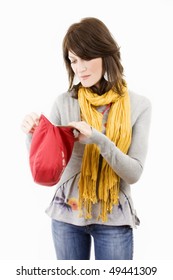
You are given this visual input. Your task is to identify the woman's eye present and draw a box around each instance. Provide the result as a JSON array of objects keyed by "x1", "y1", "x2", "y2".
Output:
[{"x1": 70, "y1": 60, "x2": 76, "y2": 64}]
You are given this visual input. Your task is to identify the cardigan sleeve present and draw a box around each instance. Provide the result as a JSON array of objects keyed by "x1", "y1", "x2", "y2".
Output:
[{"x1": 84, "y1": 98, "x2": 152, "y2": 184}]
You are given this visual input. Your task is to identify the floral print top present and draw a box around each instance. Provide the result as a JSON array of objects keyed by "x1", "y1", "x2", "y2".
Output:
[{"x1": 46, "y1": 104, "x2": 140, "y2": 228}]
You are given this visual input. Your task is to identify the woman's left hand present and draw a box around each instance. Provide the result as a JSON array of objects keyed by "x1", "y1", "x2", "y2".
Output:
[{"x1": 68, "y1": 121, "x2": 92, "y2": 143}]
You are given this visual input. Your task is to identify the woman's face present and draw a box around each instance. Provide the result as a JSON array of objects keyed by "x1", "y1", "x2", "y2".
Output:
[{"x1": 68, "y1": 50, "x2": 103, "y2": 88}]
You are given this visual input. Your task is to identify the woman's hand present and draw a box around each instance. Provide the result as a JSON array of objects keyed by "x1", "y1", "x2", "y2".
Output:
[
  {"x1": 68, "y1": 121, "x2": 92, "y2": 143},
  {"x1": 21, "y1": 112, "x2": 40, "y2": 134}
]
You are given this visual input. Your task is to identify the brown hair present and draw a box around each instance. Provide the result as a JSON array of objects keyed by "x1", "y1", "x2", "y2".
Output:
[{"x1": 63, "y1": 17, "x2": 125, "y2": 97}]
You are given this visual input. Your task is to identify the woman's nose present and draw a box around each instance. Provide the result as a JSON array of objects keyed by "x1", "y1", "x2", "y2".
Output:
[{"x1": 77, "y1": 62, "x2": 87, "y2": 73}]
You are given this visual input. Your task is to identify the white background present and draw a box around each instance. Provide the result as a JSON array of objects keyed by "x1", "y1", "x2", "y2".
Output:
[{"x1": 0, "y1": 0, "x2": 173, "y2": 261}]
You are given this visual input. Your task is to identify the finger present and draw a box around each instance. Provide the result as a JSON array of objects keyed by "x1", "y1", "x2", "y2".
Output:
[
  {"x1": 21, "y1": 122, "x2": 32, "y2": 133},
  {"x1": 68, "y1": 121, "x2": 78, "y2": 129},
  {"x1": 21, "y1": 113, "x2": 40, "y2": 133},
  {"x1": 68, "y1": 121, "x2": 87, "y2": 131},
  {"x1": 30, "y1": 112, "x2": 40, "y2": 125},
  {"x1": 26, "y1": 112, "x2": 40, "y2": 126},
  {"x1": 21, "y1": 122, "x2": 35, "y2": 133},
  {"x1": 22, "y1": 118, "x2": 35, "y2": 133}
]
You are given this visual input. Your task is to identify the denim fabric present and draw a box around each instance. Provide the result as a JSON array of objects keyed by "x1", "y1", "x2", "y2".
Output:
[{"x1": 51, "y1": 219, "x2": 133, "y2": 260}]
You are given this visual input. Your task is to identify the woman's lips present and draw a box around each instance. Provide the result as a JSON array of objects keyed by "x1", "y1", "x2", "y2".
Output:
[{"x1": 80, "y1": 75, "x2": 90, "y2": 80}]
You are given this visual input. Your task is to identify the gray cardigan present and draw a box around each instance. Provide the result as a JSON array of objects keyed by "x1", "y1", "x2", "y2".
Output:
[{"x1": 45, "y1": 89, "x2": 152, "y2": 228}]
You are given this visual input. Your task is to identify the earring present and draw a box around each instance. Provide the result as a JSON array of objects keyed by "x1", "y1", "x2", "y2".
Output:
[
  {"x1": 73, "y1": 74, "x2": 80, "y2": 85},
  {"x1": 104, "y1": 72, "x2": 108, "y2": 81}
]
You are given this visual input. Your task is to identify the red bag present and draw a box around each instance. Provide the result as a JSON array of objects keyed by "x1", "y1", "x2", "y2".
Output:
[{"x1": 29, "y1": 114, "x2": 75, "y2": 186}]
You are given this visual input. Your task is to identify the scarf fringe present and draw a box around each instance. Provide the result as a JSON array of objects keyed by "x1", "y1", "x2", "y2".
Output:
[{"x1": 77, "y1": 85, "x2": 131, "y2": 222}]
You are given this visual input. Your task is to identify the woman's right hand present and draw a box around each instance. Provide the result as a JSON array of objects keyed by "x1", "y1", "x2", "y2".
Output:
[{"x1": 21, "y1": 112, "x2": 40, "y2": 134}]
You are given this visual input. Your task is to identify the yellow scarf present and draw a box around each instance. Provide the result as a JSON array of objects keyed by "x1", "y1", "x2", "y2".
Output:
[{"x1": 78, "y1": 84, "x2": 132, "y2": 222}]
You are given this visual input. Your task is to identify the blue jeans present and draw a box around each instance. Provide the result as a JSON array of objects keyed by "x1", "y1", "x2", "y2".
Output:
[{"x1": 51, "y1": 220, "x2": 133, "y2": 260}]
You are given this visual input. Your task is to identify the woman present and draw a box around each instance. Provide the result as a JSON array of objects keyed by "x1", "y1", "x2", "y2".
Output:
[{"x1": 21, "y1": 17, "x2": 152, "y2": 260}]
